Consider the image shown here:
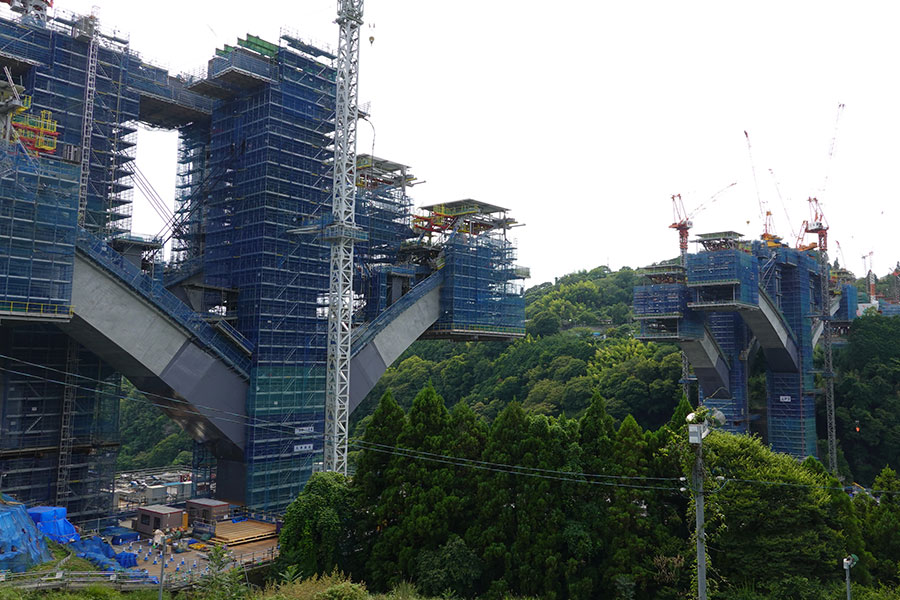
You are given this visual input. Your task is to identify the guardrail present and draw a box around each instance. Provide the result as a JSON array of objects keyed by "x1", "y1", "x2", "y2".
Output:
[
  {"x1": 74, "y1": 228, "x2": 252, "y2": 376},
  {"x1": 0, "y1": 547, "x2": 278, "y2": 591},
  {"x1": 427, "y1": 323, "x2": 526, "y2": 336},
  {"x1": 351, "y1": 269, "x2": 444, "y2": 355},
  {"x1": 0, "y1": 300, "x2": 72, "y2": 318}
]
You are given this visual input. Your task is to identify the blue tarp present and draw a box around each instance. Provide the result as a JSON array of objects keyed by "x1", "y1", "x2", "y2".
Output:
[
  {"x1": 102, "y1": 525, "x2": 140, "y2": 545},
  {"x1": 0, "y1": 495, "x2": 52, "y2": 573},
  {"x1": 27, "y1": 505, "x2": 80, "y2": 544},
  {"x1": 68, "y1": 536, "x2": 138, "y2": 571}
]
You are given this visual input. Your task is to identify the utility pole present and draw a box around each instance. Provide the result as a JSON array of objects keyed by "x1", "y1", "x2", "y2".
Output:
[
  {"x1": 843, "y1": 554, "x2": 858, "y2": 600},
  {"x1": 157, "y1": 533, "x2": 166, "y2": 600},
  {"x1": 324, "y1": 0, "x2": 366, "y2": 475},
  {"x1": 687, "y1": 409, "x2": 725, "y2": 600},
  {"x1": 688, "y1": 421, "x2": 708, "y2": 600}
]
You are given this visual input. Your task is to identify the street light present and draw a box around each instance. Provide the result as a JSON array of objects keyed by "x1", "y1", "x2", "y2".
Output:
[
  {"x1": 686, "y1": 407, "x2": 726, "y2": 600},
  {"x1": 843, "y1": 553, "x2": 858, "y2": 600}
]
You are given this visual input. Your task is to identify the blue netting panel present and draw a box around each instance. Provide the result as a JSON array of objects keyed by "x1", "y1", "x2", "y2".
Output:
[
  {"x1": 0, "y1": 325, "x2": 119, "y2": 522},
  {"x1": 880, "y1": 302, "x2": 900, "y2": 317},
  {"x1": 168, "y1": 121, "x2": 210, "y2": 273},
  {"x1": 633, "y1": 283, "x2": 687, "y2": 317},
  {"x1": 355, "y1": 177, "x2": 414, "y2": 322},
  {"x1": 765, "y1": 249, "x2": 819, "y2": 458},
  {"x1": 197, "y1": 44, "x2": 337, "y2": 511},
  {"x1": 0, "y1": 19, "x2": 52, "y2": 65},
  {"x1": 840, "y1": 284, "x2": 858, "y2": 320},
  {"x1": 0, "y1": 497, "x2": 52, "y2": 573},
  {"x1": 0, "y1": 149, "x2": 79, "y2": 313},
  {"x1": 14, "y1": 26, "x2": 142, "y2": 237},
  {"x1": 434, "y1": 235, "x2": 525, "y2": 335},
  {"x1": 687, "y1": 249, "x2": 759, "y2": 304},
  {"x1": 126, "y1": 62, "x2": 213, "y2": 116},
  {"x1": 703, "y1": 312, "x2": 750, "y2": 433},
  {"x1": 634, "y1": 283, "x2": 704, "y2": 340}
]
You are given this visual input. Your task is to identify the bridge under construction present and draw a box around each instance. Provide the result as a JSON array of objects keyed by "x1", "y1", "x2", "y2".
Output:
[
  {"x1": 0, "y1": 6, "x2": 525, "y2": 521},
  {"x1": 634, "y1": 231, "x2": 857, "y2": 458}
]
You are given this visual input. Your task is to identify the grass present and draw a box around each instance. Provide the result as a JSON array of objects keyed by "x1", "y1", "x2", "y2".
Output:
[{"x1": 25, "y1": 539, "x2": 97, "y2": 574}]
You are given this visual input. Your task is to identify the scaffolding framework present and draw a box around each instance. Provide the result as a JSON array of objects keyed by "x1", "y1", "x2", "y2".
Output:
[
  {"x1": 635, "y1": 235, "x2": 836, "y2": 459},
  {"x1": 0, "y1": 9, "x2": 526, "y2": 515}
]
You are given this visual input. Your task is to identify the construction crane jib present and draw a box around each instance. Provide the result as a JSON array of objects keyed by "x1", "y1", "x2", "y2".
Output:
[{"x1": 324, "y1": 0, "x2": 366, "y2": 476}]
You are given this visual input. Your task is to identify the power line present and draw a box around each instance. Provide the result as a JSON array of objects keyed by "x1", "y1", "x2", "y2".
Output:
[
  {"x1": 0, "y1": 359, "x2": 686, "y2": 488},
  {"x1": 352, "y1": 438, "x2": 683, "y2": 483},
  {"x1": 348, "y1": 441, "x2": 683, "y2": 492},
  {"x1": 0, "y1": 363, "x2": 299, "y2": 439},
  {"x1": 7, "y1": 355, "x2": 900, "y2": 496}
]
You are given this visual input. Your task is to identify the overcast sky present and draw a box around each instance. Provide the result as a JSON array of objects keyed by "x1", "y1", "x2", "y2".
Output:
[{"x1": 21, "y1": 1, "x2": 900, "y2": 285}]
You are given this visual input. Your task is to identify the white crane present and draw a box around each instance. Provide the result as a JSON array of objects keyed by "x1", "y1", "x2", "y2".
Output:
[{"x1": 324, "y1": 0, "x2": 366, "y2": 475}]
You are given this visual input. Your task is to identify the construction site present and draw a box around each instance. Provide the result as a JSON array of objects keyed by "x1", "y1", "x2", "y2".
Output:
[
  {"x1": 633, "y1": 192, "x2": 859, "y2": 465},
  {"x1": 0, "y1": 0, "x2": 526, "y2": 537}
]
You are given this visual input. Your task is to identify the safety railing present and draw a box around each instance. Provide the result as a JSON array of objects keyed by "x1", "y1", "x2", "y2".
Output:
[
  {"x1": 208, "y1": 49, "x2": 277, "y2": 82},
  {"x1": 0, "y1": 544, "x2": 277, "y2": 591},
  {"x1": 74, "y1": 228, "x2": 251, "y2": 376},
  {"x1": 0, "y1": 300, "x2": 72, "y2": 318},
  {"x1": 427, "y1": 323, "x2": 527, "y2": 336},
  {"x1": 351, "y1": 269, "x2": 444, "y2": 355},
  {"x1": 214, "y1": 320, "x2": 254, "y2": 356}
]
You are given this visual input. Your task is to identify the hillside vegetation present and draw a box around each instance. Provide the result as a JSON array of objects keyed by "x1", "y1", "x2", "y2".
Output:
[{"x1": 278, "y1": 384, "x2": 900, "y2": 599}]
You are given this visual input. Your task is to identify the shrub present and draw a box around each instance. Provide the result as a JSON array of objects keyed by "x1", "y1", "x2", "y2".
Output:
[{"x1": 315, "y1": 581, "x2": 367, "y2": 600}]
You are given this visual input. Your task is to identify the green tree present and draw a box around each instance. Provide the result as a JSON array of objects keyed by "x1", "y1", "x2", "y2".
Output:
[
  {"x1": 366, "y1": 384, "x2": 454, "y2": 588},
  {"x1": 700, "y1": 432, "x2": 849, "y2": 595},
  {"x1": 279, "y1": 472, "x2": 355, "y2": 578},
  {"x1": 194, "y1": 544, "x2": 247, "y2": 600}
]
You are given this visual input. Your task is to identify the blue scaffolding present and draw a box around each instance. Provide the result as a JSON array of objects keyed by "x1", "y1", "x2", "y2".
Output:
[
  {"x1": 634, "y1": 233, "x2": 846, "y2": 459},
  {"x1": 0, "y1": 11, "x2": 527, "y2": 516}
]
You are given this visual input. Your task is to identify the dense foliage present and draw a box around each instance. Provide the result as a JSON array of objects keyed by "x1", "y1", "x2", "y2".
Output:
[
  {"x1": 117, "y1": 381, "x2": 192, "y2": 471},
  {"x1": 833, "y1": 314, "x2": 900, "y2": 485},
  {"x1": 280, "y1": 386, "x2": 900, "y2": 599}
]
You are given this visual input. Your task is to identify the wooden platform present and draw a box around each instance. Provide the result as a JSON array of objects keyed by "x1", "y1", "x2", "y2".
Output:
[{"x1": 211, "y1": 519, "x2": 277, "y2": 546}]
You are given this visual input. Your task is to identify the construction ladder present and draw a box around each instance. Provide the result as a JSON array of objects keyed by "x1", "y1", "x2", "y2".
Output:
[
  {"x1": 55, "y1": 338, "x2": 79, "y2": 506},
  {"x1": 77, "y1": 32, "x2": 99, "y2": 227}
]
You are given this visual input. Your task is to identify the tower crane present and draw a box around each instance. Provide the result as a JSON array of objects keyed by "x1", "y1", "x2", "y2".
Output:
[
  {"x1": 800, "y1": 196, "x2": 839, "y2": 476},
  {"x1": 324, "y1": 0, "x2": 366, "y2": 475},
  {"x1": 793, "y1": 199, "x2": 841, "y2": 478},
  {"x1": 669, "y1": 193, "x2": 692, "y2": 258},
  {"x1": 744, "y1": 130, "x2": 778, "y2": 242},
  {"x1": 0, "y1": 0, "x2": 51, "y2": 24},
  {"x1": 668, "y1": 182, "x2": 737, "y2": 255},
  {"x1": 668, "y1": 182, "x2": 736, "y2": 402},
  {"x1": 835, "y1": 240, "x2": 848, "y2": 270},
  {"x1": 862, "y1": 251, "x2": 876, "y2": 301},
  {"x1": 804, "y1": 197, "x2": 828, "y2": 251}
]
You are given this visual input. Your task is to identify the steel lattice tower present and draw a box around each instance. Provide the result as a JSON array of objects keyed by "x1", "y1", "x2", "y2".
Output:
[{"x1": 324, "y1": 0, "x2": 365, "y2": 475}]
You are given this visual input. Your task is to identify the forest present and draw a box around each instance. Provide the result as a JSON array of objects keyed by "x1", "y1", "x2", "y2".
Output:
[
  {"x1": 278, "y1": 386, "x2": 900, "y2": 599},
  {"x1": 103, "y1": 264, "x2": 900, "y2": 598}
]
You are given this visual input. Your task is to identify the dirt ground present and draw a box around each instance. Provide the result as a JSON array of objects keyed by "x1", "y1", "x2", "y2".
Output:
[{"x1": 109, "y1": 531, "x2": 279, "y2": 580}]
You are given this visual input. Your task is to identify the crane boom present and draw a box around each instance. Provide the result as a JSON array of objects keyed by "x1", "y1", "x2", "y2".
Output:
[
  {"x1": 0, "y1": 0, "x2": 51, "y2": 24},
  {"x1": 324, "y1": 0, "x2": 365, "y2": 475}
]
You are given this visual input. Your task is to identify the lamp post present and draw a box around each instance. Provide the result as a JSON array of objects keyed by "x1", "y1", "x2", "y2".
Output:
[
  {"x1": 686, "y1": 408, "x2": 726, "y2": 600},
  {"x1": 843, "y1": 554, "x2": 858, "y2": 600}
]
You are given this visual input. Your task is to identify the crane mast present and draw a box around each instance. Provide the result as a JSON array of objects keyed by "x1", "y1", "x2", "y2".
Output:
[
  {"x1": 805, "y1": 197, "x2": 838, "y2": 476},
  {"x1": 669, "y1": 193, "x2": 692, "y2": 401},
  {"x1": 324, "y1": 0, "x2": 365, "y2": 475}
]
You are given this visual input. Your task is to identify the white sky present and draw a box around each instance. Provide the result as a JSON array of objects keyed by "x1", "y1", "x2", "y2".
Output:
[{"x1": 23, "y1": 1, "x2": 900, "y2": 285}]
